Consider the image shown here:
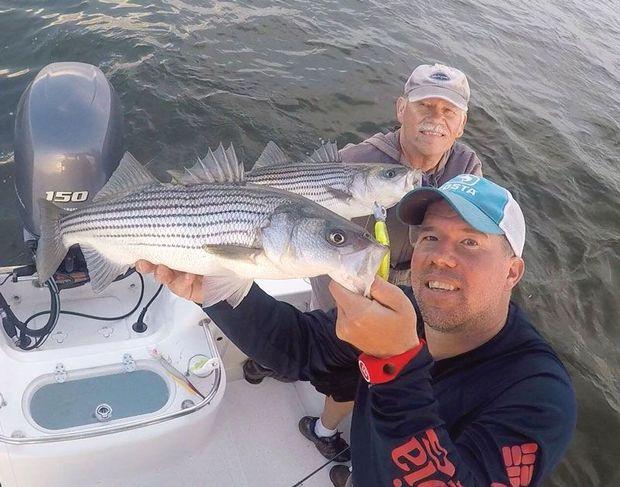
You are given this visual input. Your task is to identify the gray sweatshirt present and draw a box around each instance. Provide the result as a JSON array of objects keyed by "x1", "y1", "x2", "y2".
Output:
[{"x1": 310, "y1": 129, "x2": 483, "y2": 312}]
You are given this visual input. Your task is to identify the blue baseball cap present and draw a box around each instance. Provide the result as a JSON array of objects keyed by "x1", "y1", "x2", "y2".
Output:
[{"x1": 397, "y1": 174, "x2": 526, "y2": 257}]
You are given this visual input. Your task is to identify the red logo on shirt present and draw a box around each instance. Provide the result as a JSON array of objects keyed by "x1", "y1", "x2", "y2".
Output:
[
  {"x1": 497, "y1": 442, "x2": 538, "y2": 487},
  {"x1": 391, "y1": 429, "x2": 463, "y2": 486}
]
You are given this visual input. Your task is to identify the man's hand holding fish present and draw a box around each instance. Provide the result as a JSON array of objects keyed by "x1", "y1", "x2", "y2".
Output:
[{"x1": 136, "y1": 260, "x2": 203, "y2": 303}]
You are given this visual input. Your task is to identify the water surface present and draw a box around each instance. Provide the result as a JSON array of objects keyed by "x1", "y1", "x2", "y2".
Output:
[{"x1": 1, "y1": 1, "x2": 619, "y2": 485}]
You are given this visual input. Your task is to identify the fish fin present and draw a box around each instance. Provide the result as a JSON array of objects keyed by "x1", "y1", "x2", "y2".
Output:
[
  {"x1": 166, "y1": 169, "x2": 186, "y2": 184},
  {"x1": 176, "y1": 144, "x2": 244, "y2": 184},
  {"x1": 304, "y1": 141, "x2": 341, "y2": 164},
  {"x1": 202, "y1": 244, "x2": 261, "y2": 261},
  {"x1": 252, "y1": 141, "x2": 290, "y2": 170},
  {"x1": 81, "y1": 244, "x2": 129, "y2": 293},
  {"x1": 201, "y1": 274, "x2": 254, "y2": 308},
  {"x1": 93, "y1": 152, "x2": 158, "y2": 202},
  {"x1": 35, "y1": 199, "x2": 70, "y2": 285},
  {"x1": 325, "y1": 186, "x2": 353, "y2": 202},
  {"x1": 174, "y1": 143, "x2": 245, "y2": 185}
]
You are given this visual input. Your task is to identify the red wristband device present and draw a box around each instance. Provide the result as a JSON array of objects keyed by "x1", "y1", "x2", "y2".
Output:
[{"x1": 358, "y1": 339, "x2": 426, "y2": 384}]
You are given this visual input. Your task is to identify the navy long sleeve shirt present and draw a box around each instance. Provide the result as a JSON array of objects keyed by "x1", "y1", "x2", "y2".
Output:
[{"x1": 204, "y1": 284, "x2": 576, "y2": 487}]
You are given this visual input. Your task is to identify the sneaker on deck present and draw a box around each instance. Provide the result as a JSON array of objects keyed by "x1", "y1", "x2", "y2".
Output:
[
  {"x1": 329, "y1": 464, "x2": 352, "y2": 487},
  {"x1": 242, "y1": 358, "x2": 296, "y2": 385},
  {"x1": 298, "y1": 416, "x2": 351, "y2": 462}
]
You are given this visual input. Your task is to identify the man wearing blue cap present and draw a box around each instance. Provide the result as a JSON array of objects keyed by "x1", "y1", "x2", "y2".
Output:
[{"x1": 136, "y1": 175, "x2": 576, "y2": 487}]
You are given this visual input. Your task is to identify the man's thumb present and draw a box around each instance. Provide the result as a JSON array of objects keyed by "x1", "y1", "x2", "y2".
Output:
[{"x1": 369, "y1": 277, "x2": 408, "y2": 311}]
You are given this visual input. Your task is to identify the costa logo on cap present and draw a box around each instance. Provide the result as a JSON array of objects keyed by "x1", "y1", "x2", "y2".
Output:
[
  {"x1": 430, "y1": 72, "x2": 450, "y2": 81},
  {"x1": 440, "y1": 174, "x2": 481, "y2": 195},
  {"x1": 441, "y1": 182, "x2": 478, "y2": 196}
]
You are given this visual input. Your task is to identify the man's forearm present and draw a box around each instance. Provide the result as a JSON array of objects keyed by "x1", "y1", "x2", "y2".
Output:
[
  {"x1": 356, "y1": 346, "x2": 571, "y2": 486},
  {"x1": 203, "y1": 283, "x2": 358, "y2": 381},
  {"x1": 355, "y1": 347, "x2": 488, "y2": 486}
]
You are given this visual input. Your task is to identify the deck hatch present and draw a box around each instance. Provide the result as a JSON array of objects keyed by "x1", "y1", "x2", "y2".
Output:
[{"x1": 29, "y1": 369, "x2": 169, "y2": 430}]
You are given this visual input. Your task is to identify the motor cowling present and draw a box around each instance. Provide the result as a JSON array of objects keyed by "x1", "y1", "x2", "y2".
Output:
[{"x1": 14, "y1": 62, "x2": 124, "y2": 242}]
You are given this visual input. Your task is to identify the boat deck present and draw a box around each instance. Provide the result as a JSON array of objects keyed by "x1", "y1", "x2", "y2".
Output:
[{"x1": 129, "y1": 378, "x2": 348, "y2": 487}]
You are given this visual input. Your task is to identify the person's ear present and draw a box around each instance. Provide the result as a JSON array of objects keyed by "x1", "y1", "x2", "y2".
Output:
[
  {"x1": 506, "y1": 257, "x2": 525, "y2": 291},
  {"x1": 396, "y1": 97, "x2": 406, "y2": 124},
  {"x1": 456, "y1": 112, "x2": 467, "y2": 138}
]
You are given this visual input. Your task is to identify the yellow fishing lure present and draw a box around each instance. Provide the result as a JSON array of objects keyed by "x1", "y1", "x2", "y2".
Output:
[{"x1": 373, "y1": 203, "x2": 390, "y2": 280}]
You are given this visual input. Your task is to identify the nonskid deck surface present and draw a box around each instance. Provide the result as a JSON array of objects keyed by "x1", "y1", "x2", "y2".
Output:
[{"x1": 122, "y1": 378, "x2": 341, "y2": 487}]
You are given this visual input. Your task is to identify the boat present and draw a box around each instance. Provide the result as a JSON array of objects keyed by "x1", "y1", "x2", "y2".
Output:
[{"x1": 0, "y1": 62, "x2": 347, "y2": 486}]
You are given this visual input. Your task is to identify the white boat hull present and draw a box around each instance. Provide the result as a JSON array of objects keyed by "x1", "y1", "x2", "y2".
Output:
[{"x1": 0, "y1": 270, "x2": 226, "y2": 487}]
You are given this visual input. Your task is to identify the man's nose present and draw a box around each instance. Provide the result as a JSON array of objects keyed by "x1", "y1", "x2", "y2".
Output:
[
  {"x1": 428, "y1": 105, "x2": 442, "y2": 116},
  {"x1": 426, "y1": 106, "x2": 445, "y2": 121},
  {"x1": 428, "y1": 242, "x2": 458, "y2": 268}
]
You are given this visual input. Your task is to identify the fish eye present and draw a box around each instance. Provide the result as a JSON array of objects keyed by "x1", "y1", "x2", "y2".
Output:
[
  {"x1": 382, "y1": 169, "x2": 396, "y2": 178},
  {"x1": 327, "y1": 230, "x2": 347, "y2": 246}
]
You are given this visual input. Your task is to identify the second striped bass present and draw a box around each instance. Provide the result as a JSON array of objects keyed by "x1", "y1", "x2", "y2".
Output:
[{"x1": 170, "y1": 141, "x2": 422, "y2": 220}]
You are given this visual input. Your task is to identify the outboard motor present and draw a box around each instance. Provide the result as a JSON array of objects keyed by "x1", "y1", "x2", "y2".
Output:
[
  {"x1": 14, "y1": 62, "x2": 124, "y2": 239},
  {"x1": 14, "y1": 62, "x2": 124, "y2": 274}
]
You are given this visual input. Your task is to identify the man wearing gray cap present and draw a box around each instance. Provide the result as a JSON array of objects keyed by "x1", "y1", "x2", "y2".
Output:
[
  {"x1": 318, "y1": 62, "x2": 482, "y2": 296},
  {"x1": 341, "y1": 63, "x2": 478, "y2": 179},
  {"x1": 287, "y1": 63, "x2": 485, "y2": 463}
]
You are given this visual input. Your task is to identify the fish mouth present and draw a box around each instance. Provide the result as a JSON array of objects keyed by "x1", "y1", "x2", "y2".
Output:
[
  {"x1": 405, "y1": 169, "x2": 422, "y2": 189},
  {"x1": 329, "y1": 243, "x2": 388, "y2": 296},
  {"x1": 372, "y1": 170, "x2": 420, "y2": 209}
]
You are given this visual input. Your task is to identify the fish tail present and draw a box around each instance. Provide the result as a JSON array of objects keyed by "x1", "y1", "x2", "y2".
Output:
[{"x1": 35, "y1": 199, "x2": 68, "y2": 285}]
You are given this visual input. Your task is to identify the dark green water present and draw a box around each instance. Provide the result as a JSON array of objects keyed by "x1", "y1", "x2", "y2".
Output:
[{"x1": 0, "y1": 1, "x2": 619, "y2": 485}]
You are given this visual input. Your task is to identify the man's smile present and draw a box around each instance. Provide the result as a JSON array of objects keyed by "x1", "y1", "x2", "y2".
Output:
[
  {"x1": 419, "y1": 130, "x2": 446, "y2": 137},
  {"x1": 418, "y1": 271, "x2": 464, "y2": 297},
  {"x1": 417, "y1": 122, "x2": 449, "y2": 138},
  {"x1": 426, "y1": 280, "x2": 459, "y2": 291}
]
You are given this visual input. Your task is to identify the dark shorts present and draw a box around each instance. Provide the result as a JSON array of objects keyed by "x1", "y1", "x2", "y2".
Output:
[{"x1": 310, "y1": 365, "x2": 360, "y2": 403}]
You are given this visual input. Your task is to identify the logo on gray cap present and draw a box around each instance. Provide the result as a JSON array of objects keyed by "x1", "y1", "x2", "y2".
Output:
[{"x1": 430, "y1": 72, "x2": 450, "y2": 81}]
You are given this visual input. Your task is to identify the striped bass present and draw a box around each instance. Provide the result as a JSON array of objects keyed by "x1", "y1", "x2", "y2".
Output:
[
  {"x1": 170, "y1": 141, "x2": 422, "y2": 220},
  {"x1": 36, "y1": 145, "x2": 388, "y2": 307}
]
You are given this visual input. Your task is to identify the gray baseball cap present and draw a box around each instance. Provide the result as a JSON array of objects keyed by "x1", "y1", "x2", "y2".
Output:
[{"x1": 404, "y1": 63, "x2": 470, "y2": 112}]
